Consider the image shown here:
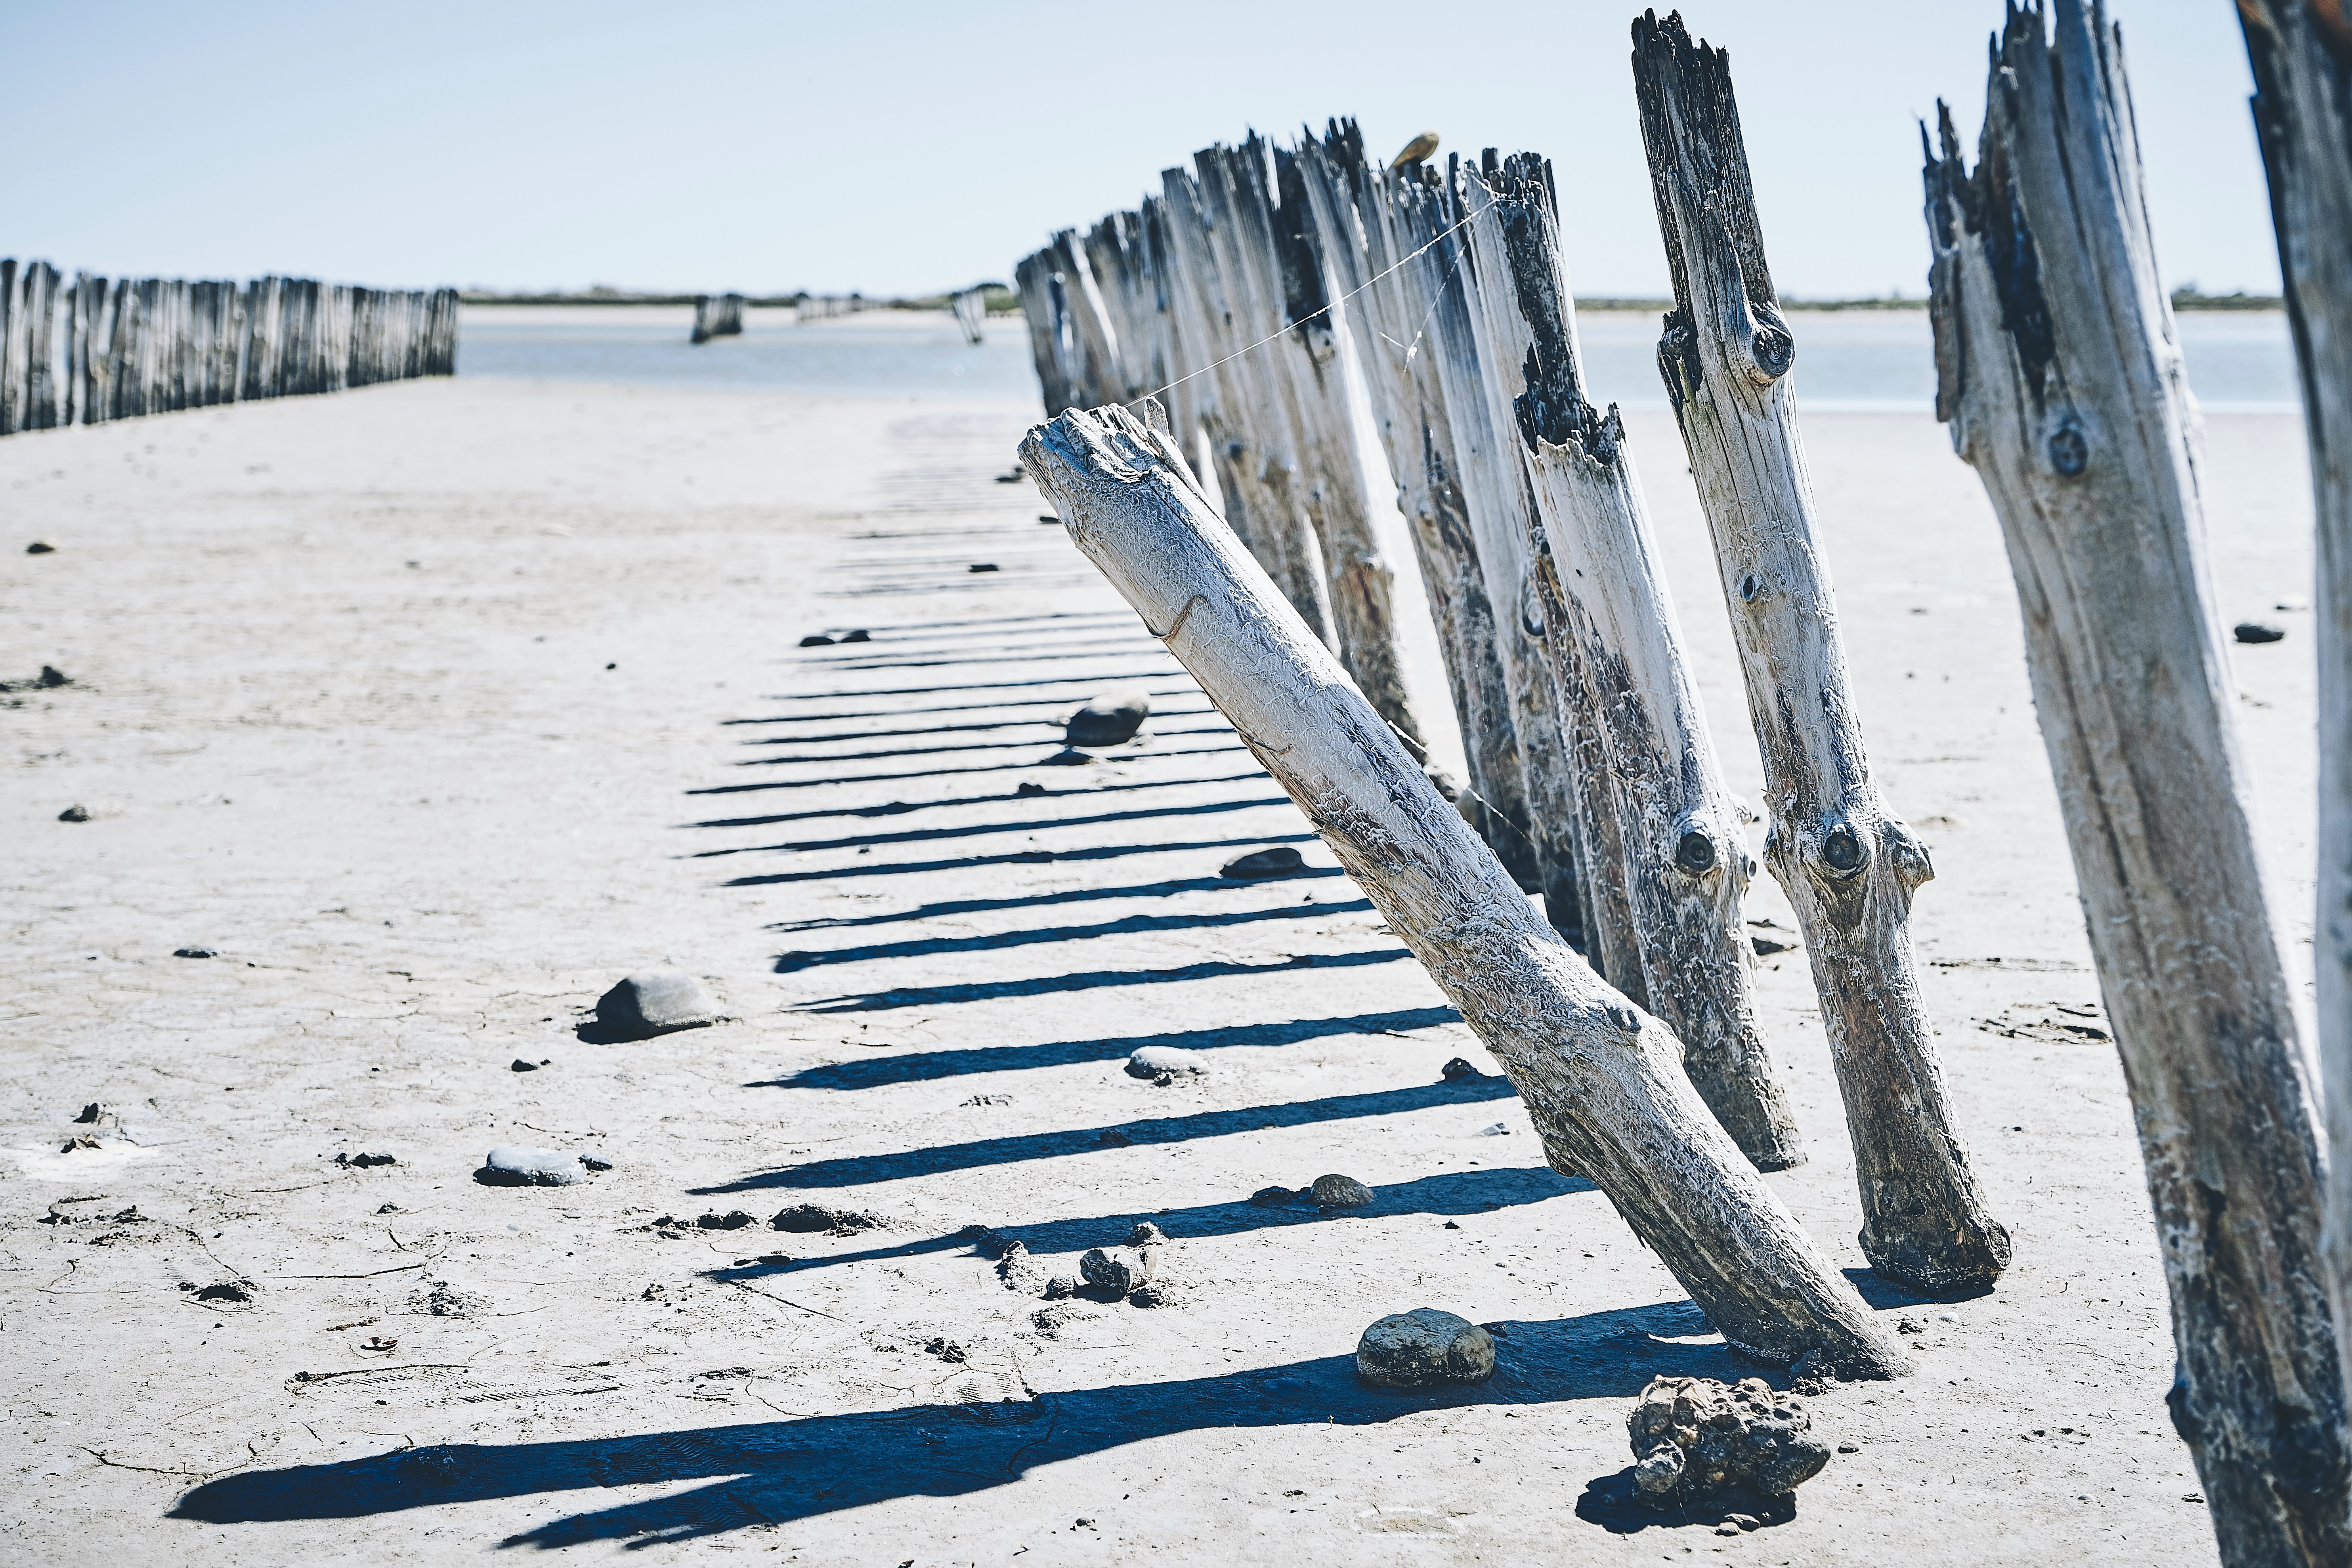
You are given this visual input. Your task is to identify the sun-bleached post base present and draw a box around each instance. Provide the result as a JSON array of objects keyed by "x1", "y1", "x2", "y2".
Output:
[
  {"x1": 1023, "y1": 402, "x2": 1908, "y2": 1378},
  {"x1": 2239, "y1": 0, "x2": 2352, "y2": 1475},
  {"x1": 1634, "y1": 11, "x2": 2010, "y2": 1296},
  {"x1": 1925, "y1": 5, "x2": 2349, "y2": 1561}
]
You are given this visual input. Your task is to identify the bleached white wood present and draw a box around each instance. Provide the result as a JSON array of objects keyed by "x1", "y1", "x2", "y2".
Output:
[
  {"x1": 2238, "y1": 6, "x2": 2352, "y2": 1477},
  {"x1": 1923, "y1": 3, "x2": 2346, "y2": 1558},
  {"x1": 1460, "y1": 153, "x2": 1801, "y2": 1171},
  {"x1": 1024, "y1": 401, "x2": 1907, "y2": 1379},
  {"x1": 1297, "y1": 124, "x2": 1544, "y2": 895},
  {"x1": 1634, "y1": 12, "x2": 2010, "y2": 1292}
]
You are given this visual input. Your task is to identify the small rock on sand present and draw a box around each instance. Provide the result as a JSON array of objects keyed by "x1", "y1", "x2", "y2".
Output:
[
  {"x1": 173, "y1": 946, "x2": 217, "y2": 959},
  {"x1": 1221, "y1": 846, "x2": 1306, "y2": 880},
  {"x1": 840, "y1": 629, "x2": 871, "y2": 643},
  {"x1": 27, "y1": 541, "x2": 56, "y2": 554},
  {"x1": 1080, "y1": 1245, "x2": 1156, "y2": 1294},
  {"x1": 1125, "y1": 1045, "x2": 1208, "y2": 1081},
  {"x1": 477, "y1": 1146, "x2": 592, "y2": 1186},
  {"x1": 1440, "y1": 1057, "x2": 1488, "y2": 1082},
  {"x1": 2234, "y1": 621, "x2": 2287, "y2": 644},
  {"x1": 1357, "y1": 1308, "x2": 1496, "y2": 1388},
  {"x1": 57, "y1": 805, "x2": 90, "y2": 823},
  {"x1": 1065, "y1": 689, "x2": 1149, "y2": 749},
  {"x1": 771, "y1": 1202, "x2": 884, "y2": 1235},
  {"x1": 1628, "y1": 1375, "x2": 1830, "y2": 1501},
  {"x1": 968, "y1": 562, "x2": 1000, "y2": 573},
  {"x1": 1042, "y1": 748, "x2": 1096, "y2": 767},
  {"x1": 1042, "y1": 1274, "x2": 1080, "y2": 1299},
  {"x1": 1016, "y1": 781, "x2": 1047, "y2": 797},
  {"x1": 799, "y1": 633, "x2": 835, "y2": 647},
  {"x1": 594, "y1": 970, "x2": 717, "y2": 1038},
  {"x1": 697, "y1": 1211, "x2": 756, "y2": 1230},
  {"x1": 1250, "y1": 1185, "x2": 1302, "y2": 1207},
  {"x1": 1311, "y1": 1173, "x2": 1374, "y2": 1209}
]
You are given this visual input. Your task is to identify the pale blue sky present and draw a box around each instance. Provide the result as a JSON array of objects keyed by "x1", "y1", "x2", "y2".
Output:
[{"x1": 0, "y1": 1, "x2": 2276, "y2": 300}]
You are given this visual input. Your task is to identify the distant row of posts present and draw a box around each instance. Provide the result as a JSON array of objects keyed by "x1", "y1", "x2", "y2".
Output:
[{"x1": 0, "y1": 260, "x2": 456, "y2": 437}]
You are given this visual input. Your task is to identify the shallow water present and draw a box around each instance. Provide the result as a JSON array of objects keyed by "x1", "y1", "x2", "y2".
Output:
[{"x1": 458, "y1": 304, "x2": 2300, "y2": 416}]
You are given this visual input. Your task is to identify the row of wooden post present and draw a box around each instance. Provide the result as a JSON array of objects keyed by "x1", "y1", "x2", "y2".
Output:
[
  {"x1": 1019, "y1": 4, "x2": 2352, "y2": 1563},
  {"x1": 949, "y1": 287, "x2": 988, "y2": 346},
  {"x1": 0, "y1": 261, "x2": 457, "y2": 437},
  {"x1": 793, "y1": 294, "x2": 869, "y2": 323}
]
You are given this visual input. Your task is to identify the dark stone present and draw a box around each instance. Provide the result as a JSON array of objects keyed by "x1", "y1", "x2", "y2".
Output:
[
  {"x1": 771, "y1": 1202, "x2": 883, "y2": 1235},
  {"x1": 968, "y1": 563, "x2": 1000, "y2": 573},
  {"x1": 1440, "y1": 1057, "x2": 1488, "y2": 1083},
  {"x1": 697, "y1": 1211, "x2": 756, "y2": 1230},
  {"x1": 510, "y1": 1058, "x2": 540, "y2": 1072},
  {"x1": 477, "y1": 1146, "x2": 588, "y2": 1186},
  {"x1": 1220, "y1": 846, "x2": 1306, "y2": 880},
  {"x1": 594, "y1": 970, "x2": 717, "y2": 1039},
  {"x1": 1249, "y1": 1185, "x2": 1302, "y2": 1207},
  {"x1": 57, "y1": 805, "x2": 90, "y2": 823},
  {"x1": 1752, "y1": 936, "x2": 1796, "y2": 956},
  {"x1": 26, "y1": 541, "x2": 55, "y2": 554},
  {"x1": 335, "y1": 1152, "x2": 397, "y2": 1169},
  {"x1": 2235, "y1": 621, "x2": 2287, "y2": 644},
  {"x1": 173, "y1": 947, "x2": 218, "y2": 959},
  {"x1": 841, "y1": 629, "x2": 871, "y2": 643},
  {"x1": 1080, "y1": 1245, "x2": 1156, "y2": 1294},
  {"x1": 1311, "y1": 1173, "x2": 1374, "y2": 1209},
  {"x1": 194, "y1": 1280, "x2": 258, "y2": 1303},
  {"x1": 73, "y1": 1103, "x2": 104, "y2": 1123},
  {"x1": 38, "y1": 665, "x2": 69, "y2": 687},
  {"x1": 580, "y1": 1154, "x2": 613, "y2": 1171},
  {"x1": 1357, "y1": 1308, "x2": 1495, "y2": 1387},
  {"x1": 799, "y1": 634, "x2": 835, "y2": 647},
  {"x1": 1016, "y1": 781, "x2": 1047, "y2": 797},
  {"x1": 1125, "y1": 1045, "x2": 1207, "y2": 1080},
  {"x1": 1065, "y1": 689, "x2": 1149, "y2": 749}
]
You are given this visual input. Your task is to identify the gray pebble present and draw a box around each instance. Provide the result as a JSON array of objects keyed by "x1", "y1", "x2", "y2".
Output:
[
  {"x1": 477, "y1": 1146, "x2": 589, "y2": 1187},
  {"x1": 1627, "y1": 1375, "x2": 1830, "y2": 1500},
  {"x1": 1042, "y1": 1274, "x2": 1079, "y2": 1299},
  {"x1": 2235, "y1": 621, "x2": 2287, "y2": 644},
  {"x1": 1064, "y1": 689, "x2": 1149, "y2": 749},
  {"x1": 771, "y1": 1202, "x2": 883, "y2": 1235},
  {"x1": 1249, "y1": 1185, "x2": 1302, "y2": 1207},
  {"x1": 1440, "y1": 1057, "x2": 1488, "y2": 1082},
  {"x1": 57, "y1": 804, "x2": 90, "y2": 823},
  {"x1": 1125, "y1": 1045, "x2": 1208, "y2": 1081},
  {"x1": 595, "y1": 969, "x2": 717, "y2": 1038},
  {"x1": 1311, "y1": 1173, "x2": 1374, "y2": 1209},
  {"x1": 1356, "y1": 1308, "x2": 1496, "y2": 1388}
]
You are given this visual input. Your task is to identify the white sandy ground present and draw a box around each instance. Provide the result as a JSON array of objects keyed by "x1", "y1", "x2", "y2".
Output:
[{"x1": 0, "y1": 372, "x2": 2324, "y2": 1566}]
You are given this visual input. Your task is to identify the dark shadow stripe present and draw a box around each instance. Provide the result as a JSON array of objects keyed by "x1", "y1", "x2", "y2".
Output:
[
  {"x1": 772, "y1": 898, "x2": 1371, "y2": 971},
  {"x1": 788, "y1": 946, "x2": 1416, "y2": 1014},
  {"x1": 696, "y1": 796, "x2": 1294, "y2": 858},
  {"x1": 720, "y1": 832, "x2": 1316, "y2": 887}
]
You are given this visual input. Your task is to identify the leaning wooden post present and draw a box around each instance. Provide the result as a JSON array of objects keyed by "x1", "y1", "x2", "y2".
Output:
[
  {"x1": 1922, "y1": 3, "x2": 2349, "y2": 1558},
  {"x1": 2238, "y1": 0, "x2": 2352, "y2": 1453},
  {"x1": 1463, "y1": 152, "x2": 1803, "y2": 1171},
  {"x1": 1633, "y1": 11, "x2": 2010, "y2": 1292},
  {"x1": 1025, "y1": 401, "x2": 1908, "y2": 1378}
]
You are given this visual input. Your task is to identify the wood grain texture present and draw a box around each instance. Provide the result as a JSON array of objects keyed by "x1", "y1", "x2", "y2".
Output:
[
  {"x1": 1634, "y1": 10, "x2": 2010, "y2": 1292},
  {"x1": 2239, "y1": 3, "x2": 2352, "y2": 1471},
  {"x1": 1924, "y1": 4, "x2": 2346, "y2": 1560},
  {"x1": 1023, "y1": 401, "x2": 1908, "y2": 1379},
  {"x1": 1462, "y1": 151, "x2": 1802, "y2": 1171},
  {"x1": 1297, "y1": 122, "x2": 1544, "y2": 894}
]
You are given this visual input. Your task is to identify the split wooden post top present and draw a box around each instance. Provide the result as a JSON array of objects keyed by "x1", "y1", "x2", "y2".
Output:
[{"x1": 1022, "y1": 399, "x2": 1908, "y2": 1379}]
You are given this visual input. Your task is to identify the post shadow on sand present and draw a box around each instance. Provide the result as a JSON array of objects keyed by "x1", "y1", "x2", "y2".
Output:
[
  {"x1": 694, "y1": 795, "x2": 1293, "y2": 860},
  {"x1": 771, "y1": 898, "x2": 1371, "y2": 973},
  {"x1": 720, "y1": 830, "x2": 1313, "y2": 887},
  {"x1": 700, "y1": 1164, "x2": 1591, "y2": 1281},
  {"x1": 762, "y1": 1003, "x2": 1460, "y2": 1089},
  {"x1": 717, "y1": 687, "x2": 1203, "y2": 727},
  {"x1": 689, "y1": 768, "x2": 1263, "y2": 831},
  {"x1": 788, "y1": 945, "x2": 1413, "y2": 1014},
  {"x1": 735, "y1": 736, "x2": 1248, "y2": 771},
  {"x1": 692, "y1": 1074, "x2": 1518, "y2": 1194},
  {"x1": 695, "y1": 748, "x2": 1251, "y2": 796},
  {"x1": 768, "y1": 866, "x2": 1345, "y2": 936},
  {"x1": 170, "y1": 1300, "x2": 1781, "y2": 1548}
]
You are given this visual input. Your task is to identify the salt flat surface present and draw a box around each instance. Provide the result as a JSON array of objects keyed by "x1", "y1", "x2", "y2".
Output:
[{"x1": 0, "y1": 372, "x2": 2318, "y2": 1563}]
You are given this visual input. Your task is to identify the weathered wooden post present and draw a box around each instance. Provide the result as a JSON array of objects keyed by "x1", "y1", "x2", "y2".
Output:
[
  {"x1": 950, "y1": 285, "x2": 989, "y2": 346},
  {"x1": 1298, "y1": 124, "x2": 1545, "y2": 896},
  {"x1": 1634, "y1": 11, "x2": 2010, "y2": 1291},
  {"x1": 1389, "y1": 162, "x2": 1595, "y2": 945},
  {"x1": 690, "y1": 292, "x2": 745, "y2": 344},
  {"x1": 1922, "y1": 2, "x2": 2349, "y2": 1557},
  {"x1": 1462, "y1": 150, "x2": 1803, "y2": 1170},
  {"x1": 2237, "y1": 0, "x2": 2352, "y2": 1455},
  {"x1": 1025, "y1": 401, "x2": 1909, "y2": 1378}
]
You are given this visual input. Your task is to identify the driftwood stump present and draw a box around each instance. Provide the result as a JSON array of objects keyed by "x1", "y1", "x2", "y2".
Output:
[
  {"x1": 1924, "y1": 4, "x2": 2350, "y2": 1560},
  {"x1": 2239, "y1": 0, "x2": 2352, "y2": 1465},
  {"x1": 1460, "y1": 151, "x2": 1802, "y2": 1172},
  {"x1": 1634, "y1": 11, "x2": 2010, "y2": 1292},
  {"x1": 1022, "y1": 402, "x2": 1907, "y2": 1379}
]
